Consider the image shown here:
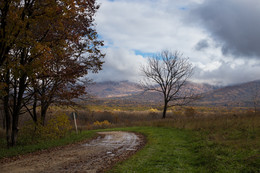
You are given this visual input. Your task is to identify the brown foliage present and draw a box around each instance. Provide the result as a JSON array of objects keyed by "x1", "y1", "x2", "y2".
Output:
[{"x1": 0, "y1": 0, "x2": 104, "y2": 146}]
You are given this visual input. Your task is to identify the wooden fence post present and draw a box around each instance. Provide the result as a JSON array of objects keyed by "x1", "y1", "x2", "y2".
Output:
[{"x1": 73, "y1": 112, "x2": 78, "y2": 134}]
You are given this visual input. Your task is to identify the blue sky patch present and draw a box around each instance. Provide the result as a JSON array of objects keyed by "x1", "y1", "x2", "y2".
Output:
[
  {"x1": 178, "y1": 6, "x2": 188, "y2": 11},
  {"x1": 134, "y1": 50, "x2": 154, "y2": 57}
]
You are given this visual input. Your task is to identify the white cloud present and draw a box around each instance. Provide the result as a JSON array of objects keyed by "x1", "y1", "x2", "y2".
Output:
[
  {"x1": 96, "y1": 0, "x2": 206, "y2": 52},
  {"x1": 195, "y1": 61, "x2": 221, "y2": 72},
  {"x1": 93, "y1": 0, "x2": 260, "y2": 85},
  {"x1": 193, "y1": 59, "x2": 260, "y2": 85},
  {"x1": 89, "y1": 48, "x2": 147, "y2": 82}
]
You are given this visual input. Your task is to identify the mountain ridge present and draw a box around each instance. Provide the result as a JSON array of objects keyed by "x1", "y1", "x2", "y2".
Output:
[
  {"x1": 88, "y1": 80, "x2": 217, "y2": 98},
  {"x1": 195, "y1": 79, "x2": 260, "y2": 107},
  {"x1": 87, "y1": 80, "x2": 260, "y2": 108}
]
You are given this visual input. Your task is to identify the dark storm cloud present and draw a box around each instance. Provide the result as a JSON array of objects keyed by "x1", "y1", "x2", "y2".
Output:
[
  {"x1": 192, "y1": 0, "x2": 260, "y2": 59},
  {"x1": 195, "y1": 39, "x2": 209, "y2": 51}
]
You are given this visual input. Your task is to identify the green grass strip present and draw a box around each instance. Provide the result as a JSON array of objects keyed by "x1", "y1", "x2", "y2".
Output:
[
  {"x1": 107, "y1": 127, "x2": 259, "y2": 173},
  {"x1": 1, "y1": 127, "x2": 258, "y2": 172},
  {"x1": 0, "y1": 130, "x2": 96, "y2": 159}
]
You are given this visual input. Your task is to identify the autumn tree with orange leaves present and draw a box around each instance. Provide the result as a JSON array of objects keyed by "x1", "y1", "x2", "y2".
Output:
[{"x1": 0, "y1": 0, "x2": 104, "y2": 147}]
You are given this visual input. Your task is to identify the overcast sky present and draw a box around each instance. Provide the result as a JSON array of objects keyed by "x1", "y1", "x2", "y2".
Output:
[{"x1": 89, "y1": 0, "x2": 260, "y2": 86}]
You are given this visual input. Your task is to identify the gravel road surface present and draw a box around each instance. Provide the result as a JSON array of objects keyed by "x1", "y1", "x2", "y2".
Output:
[{"x1": 0, "y1": 131, "x2": 144, "y2": 173}]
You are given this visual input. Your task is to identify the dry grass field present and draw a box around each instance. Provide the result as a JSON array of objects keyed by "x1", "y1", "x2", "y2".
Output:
[{"x1": 1, "y1": 106, "x2": 259, "y2": 172}]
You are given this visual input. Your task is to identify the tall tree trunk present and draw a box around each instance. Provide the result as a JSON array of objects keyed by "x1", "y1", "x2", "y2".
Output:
[
  {"x1": 4, "y1": 96, "x2": 11, "y2": 147},
  {"x1": 41, "y1": 103, "x2": 48, "y2": 126},
  {"x1": 162, "y1": 100, "x2": 168, "y2": 119},
  {"x1": 3, "y1": 70, "x2": 11, "y2": 147},
  {"x1": 10, "y1": 73, "x2": 27, "y2": 146},
  {"x1": 11, "y1": 113, "x2": 19, "y2": 146},
  {"x1": 32, "y1": 93, "x2": 38, "y2": 123}
]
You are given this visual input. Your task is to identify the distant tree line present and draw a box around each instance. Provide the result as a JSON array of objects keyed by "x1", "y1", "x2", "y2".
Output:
[{"x1": 0, "y1": 0, "x2": 104, "y2": 147}]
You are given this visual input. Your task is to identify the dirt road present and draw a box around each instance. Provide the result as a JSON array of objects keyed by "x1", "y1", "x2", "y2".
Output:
[{"x1": 0, "y1": 131, "x2": 144, "y2": 173}]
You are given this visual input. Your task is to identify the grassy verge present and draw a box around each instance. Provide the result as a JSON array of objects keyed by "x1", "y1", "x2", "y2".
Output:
[
  {"x1": 0, "y1": 130, "x2": 96, "y2": 159},
  {"x1": 0, "y1": 126, "x2": 259, "y2": 172},
  {"x1": 107, "y1": 127, "x2": 259, "y2": 173}
]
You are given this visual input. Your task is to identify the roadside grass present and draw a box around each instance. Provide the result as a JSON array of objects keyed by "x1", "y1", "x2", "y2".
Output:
[
  {"x1": 0, "y1": 110, "x2": 259, "y2": 172},
  {"x1": 0, "y1": 130, "x2": 96, "y2": 159},
  {"x1": 107, "y1": 127, "x2": 260, "y2": 173},
  {"x1": 0, "y1": 126, "x2": 259, "y2": 172}
]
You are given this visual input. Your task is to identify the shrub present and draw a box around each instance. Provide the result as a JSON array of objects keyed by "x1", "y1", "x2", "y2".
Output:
[
  {"x1": 149, "y1": 108, "x2": 159, "y2": 112},
  {"x1": 46, "y1": 113, "x2": 72, "y2": 138},
  {"x1": 95, "y1": 111, "x2": 114, "y2": 123},
  {"x1": 93, "y1": 120, "x2": 111, "y2": 129},
  {"x1": 19, "y1": 113, "x2": 72, "y2": 144}
]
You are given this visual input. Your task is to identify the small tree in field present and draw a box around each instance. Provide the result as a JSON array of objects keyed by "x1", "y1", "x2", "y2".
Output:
[{"x1": 141, "y1": 50, "x2": 196, "y2": 119}]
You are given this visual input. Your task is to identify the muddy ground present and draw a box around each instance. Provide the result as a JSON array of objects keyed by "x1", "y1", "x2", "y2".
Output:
[{"x1": 0, "y1": 131, "x2": 145, "y2": 173}]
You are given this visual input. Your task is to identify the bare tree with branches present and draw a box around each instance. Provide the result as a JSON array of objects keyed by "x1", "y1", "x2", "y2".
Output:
[{"x1": 140, "y1": 50, "x2": 197, "y2": 119}]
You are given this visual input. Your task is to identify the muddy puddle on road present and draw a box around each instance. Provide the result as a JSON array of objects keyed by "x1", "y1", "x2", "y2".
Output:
[{"x1": 0, "y1": 131, "x2": 144, "y2": 173}]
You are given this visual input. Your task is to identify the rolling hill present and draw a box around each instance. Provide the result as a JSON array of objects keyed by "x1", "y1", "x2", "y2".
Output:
[
  {"x1": 87, "y1": 81, "x2": 142, "y2": 98},
  {"x1": 195, "y1": 80, "x2": 260, "y2": 107},
  {"x1": 88, "y1": 80, "x2": 216, "y2": 99},
  {"x1": 87, "y1": 80, "x2": 260, "y2": 108}
]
